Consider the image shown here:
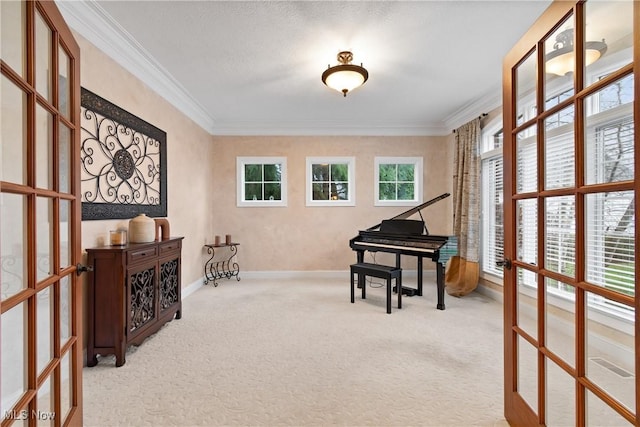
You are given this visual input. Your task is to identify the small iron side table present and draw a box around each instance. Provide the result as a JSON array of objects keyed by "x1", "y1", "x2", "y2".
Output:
[{"x1": 204, "y1": 243, "x2": 240, "y2": 286}]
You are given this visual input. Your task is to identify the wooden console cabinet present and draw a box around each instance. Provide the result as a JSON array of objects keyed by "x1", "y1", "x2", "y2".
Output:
[{"x1": 86, "y1": 237, "x2": 184, "y2": 367}]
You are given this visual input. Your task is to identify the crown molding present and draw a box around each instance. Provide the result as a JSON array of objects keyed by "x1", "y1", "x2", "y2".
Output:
[
  {"x1": 56, "y1": 0, "x2": 216, "y2": 134},
  {"x1": 56, "y1": 0, "x2": 469, "y2": 137},
  {"x1": 444, "y1": 87, "x2": 502, "y2": 132},
  {"x1": 210, "y1": 121, "x2": 450, "y2": 137}
]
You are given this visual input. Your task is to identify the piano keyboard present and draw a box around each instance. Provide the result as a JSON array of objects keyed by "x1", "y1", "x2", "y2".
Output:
[{"x1": 354, "y1": 240, "x2": 437, "y2": 253}]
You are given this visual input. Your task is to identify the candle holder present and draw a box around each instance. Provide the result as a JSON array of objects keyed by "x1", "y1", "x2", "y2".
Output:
[{"x1": 110, "y1": 230, "x2": 127, "y2": 246}]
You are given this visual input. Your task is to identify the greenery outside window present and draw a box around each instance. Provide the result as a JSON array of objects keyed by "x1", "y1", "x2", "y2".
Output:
[
  {"x1": 483, "y1": 68, "x2": 634, "y2": 322},
  {"x1": 306, "y1": 157, "x2": 355, "y2": 206},
  {"x1": 374, "y1": 157, "x2": 423, "y2": 206},
  {"x1": 237, "y1": 157, "x2": 287, "y2": 207}
]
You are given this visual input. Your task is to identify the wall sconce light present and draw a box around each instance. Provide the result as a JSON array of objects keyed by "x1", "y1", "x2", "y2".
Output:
[
  {"x1": 546, "y1": 28, "x2": 607, "y2": 76},
  {"x1": 321, "y1": 51, "x2": 369, "y2": 97}
]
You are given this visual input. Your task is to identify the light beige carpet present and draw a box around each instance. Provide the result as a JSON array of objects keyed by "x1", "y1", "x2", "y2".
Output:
[{"x1": 83, "y1": 275, "x2": 509, "y2": 426}]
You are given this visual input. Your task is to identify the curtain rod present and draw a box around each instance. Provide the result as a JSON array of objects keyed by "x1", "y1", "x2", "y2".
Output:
[{"x1": 452, "y1": 113, "x2": 488, "y2": 133}]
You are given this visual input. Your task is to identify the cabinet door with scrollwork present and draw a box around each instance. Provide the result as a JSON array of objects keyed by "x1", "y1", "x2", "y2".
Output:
[
  {"x1": 159, "y1": 255, "x2": 180, "y2": 316},
  {"x1": 127, "y1": 262, "x2": 158, "y2": 338}
]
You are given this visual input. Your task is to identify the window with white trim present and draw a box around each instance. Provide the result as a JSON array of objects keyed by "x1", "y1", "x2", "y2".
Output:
[
  {"x1": 480, "y1": 121, "x2": 504, "y2": 278},
  {"x1": 236, "y1": 157, "x2": 287, "y2": 207},
  {"x1": 489, "y1": 68, "x2": 634, "y2": 323},
  {"x1": 306, "y1": 157, "x2": 355, "y2": 206},
  {"x1": 374, "y1": 157, "x2": 423, "y2": 206}
]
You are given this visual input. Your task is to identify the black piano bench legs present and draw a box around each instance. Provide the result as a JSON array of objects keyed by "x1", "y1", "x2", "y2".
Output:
[{"x1": 350, "y1": 263, "x2": 402, "y2": 314}]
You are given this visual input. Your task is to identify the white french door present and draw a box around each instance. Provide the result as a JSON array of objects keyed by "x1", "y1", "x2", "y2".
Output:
[
  {"x1": 503, "y1": 1, "x2": 638, "y2": 425},
  {"x1": 1, "y1": 1, "x2": 83, "y2": 425}
]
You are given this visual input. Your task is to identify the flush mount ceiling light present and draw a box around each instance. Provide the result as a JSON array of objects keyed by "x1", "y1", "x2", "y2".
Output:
[
  {"x1": 546, "y1": 28, "x2": 607, "y2": 76},
  {"x1": 321, "y1": 51, "x2": 368, "y2": 97}
]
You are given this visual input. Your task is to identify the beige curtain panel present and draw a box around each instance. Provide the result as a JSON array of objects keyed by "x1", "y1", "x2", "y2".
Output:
[{"x1": 446, "y1": 117, "x2": 481, "y2": 297}]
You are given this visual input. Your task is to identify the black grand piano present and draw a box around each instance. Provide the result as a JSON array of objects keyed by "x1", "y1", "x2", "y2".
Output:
[{"x1": 349, "y1": 193, "x2": 458, "y2": 310}]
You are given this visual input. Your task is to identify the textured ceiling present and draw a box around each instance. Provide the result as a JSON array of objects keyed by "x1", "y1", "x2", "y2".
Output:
[{"x1": 59, "y1": 0, "x2": 553, "y2": 135}]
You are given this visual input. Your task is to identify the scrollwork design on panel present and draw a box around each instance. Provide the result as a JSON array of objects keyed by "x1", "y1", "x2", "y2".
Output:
[
  {"x1": 130, "y1": 267, "x2": 156, "y2": 332},
  {"x1": 160, "y1": 258, "x2": 179, "y2": 311},
  {"x1": 80, "y1": 88, "x2": 167, "y2": 220}
]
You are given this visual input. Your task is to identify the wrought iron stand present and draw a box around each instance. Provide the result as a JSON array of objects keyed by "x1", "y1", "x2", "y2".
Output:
[{"x1": 203, "y1": 243, "x2": 240, "y2": 286}]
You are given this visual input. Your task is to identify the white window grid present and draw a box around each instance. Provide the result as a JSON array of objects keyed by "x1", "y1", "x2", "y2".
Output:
[
  {"x1": 305, "y1": 156, "x2": 355, "y2": 207},
  {"x1": 236, "y1": 156, "x2": 287, "y2": 207},
  {"x1": 373, "y1": 157, "x2": 423, "y2": 207}
]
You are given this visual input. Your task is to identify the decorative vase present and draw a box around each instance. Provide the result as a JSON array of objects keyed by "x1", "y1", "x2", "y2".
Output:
[{"x1": 128, "y1": 214, "x2": 156, "y2": 243}]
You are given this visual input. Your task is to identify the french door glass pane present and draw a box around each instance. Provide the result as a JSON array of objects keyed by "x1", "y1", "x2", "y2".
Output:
[
  {"x1": 60, "y1": 199, "x2": 71, "y2": 269},
  {"x1": 516, "y1": 51, "x2": 537, "y2": 126},
  {"x1": 544, "y1": 278, "x2": 575, "y2": 367},
  {"x1": 58, "y1": 44, "x2": 71, "y2": 119},
  {"x1": 59, "y1": 122, "x2": 72, "y2": 193},
  {"x1": 546, "y1": 358, "x2": 575, "y2": 426},
  {"x1": 1, "y1": 301, "x2": 27, "y2": 415},
  {"x1": 1, "y1": 193, "x2": 27, "y2": 299},
  {"x1": 36, "y1": 197, "x2": 53, "y2": 281},
  {"x1": 517, "y1": 268, "x2": 537, "y2": 338},
  {"x1": 586, "y1": 390, "x2": 633, "y2": 426},
  {"x1": 37, "y1": 286, "x2": 54, "y2": 376},
  {"x1": 516, "y1": 198, "x2": 537, "y2": 264},
  {"x1": 36, "y1": 103, "x2": 53, "y2": 190},
  {"x1": 585, "y1": 191, "x2": 635, "y2": 297},
  {"x1": 518, "y1": 335, "x2": 538, "y2": 413},
  {"x1": 544, "y1": 107, "x2": 575, "y2": 189},
  {"x1": 586, "y1": 296, "x2": 635, "y2": 413},
  {"x1": 35, "y1": 10, "x2": 52, "y2": 102},
  {"x1": 60, "y1": 350, "x2": 73, "y2": 421},
  {"x1": 545, "y1": 196, "x2": 575, "y2": 278},
  {"x1": 516, "y1": 127, "x2": 537, "y2": 193},
  {"x1": 1, "y1": 75, "x2": 27, "y2": 185},
  {"x1": 585, "y1": 1, "x2": 633, "y2": 85},
  {"x1": 37, "y1": 374, "x2": 54, "y2": 427},
  {"x1": 60, "y1": 276, "x2": 72, "y2": 345},
  {"x1": 0, "y1": 0, "x2": 25, "y2": 77},
  {"x1": 585, "y1": 75, "x2": 634, "y2": 185},
  {"x1": 544, "y1": 17, "x2": 575, "y2": 93}
]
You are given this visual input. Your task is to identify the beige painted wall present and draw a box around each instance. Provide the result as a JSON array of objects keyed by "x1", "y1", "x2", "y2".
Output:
[
  {"x1": 75, "y1": 33, "x2": 455, "y2": 286},
  {"x1": 212, "y1": 135, "x2": 454, "y2": 272},
  {"x1": 76, "y1": 32, "x2": 216, "y2": 289}
]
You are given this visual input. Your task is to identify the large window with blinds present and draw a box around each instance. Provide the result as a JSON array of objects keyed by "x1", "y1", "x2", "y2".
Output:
[
  {"x1": 480, "y1": 123, "x2": 504, "y2": 277},
  {"x1": 481, "y1": 71, "x2": 634, "y2": 321}
]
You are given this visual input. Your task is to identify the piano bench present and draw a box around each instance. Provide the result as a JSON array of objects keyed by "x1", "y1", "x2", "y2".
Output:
[{"x1": 350, "y1": 263, "x2": 402, "y2": 314}]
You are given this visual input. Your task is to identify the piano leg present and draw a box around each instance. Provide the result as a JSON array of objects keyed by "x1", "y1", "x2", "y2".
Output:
[
  {"x1": 356, "y1": 250, "x2": 365, "y2": 290},
  {"x1": 436, "y1": 262, "x2": 445, "y2": 310},
  {"x1": 417, "y1": 256, "x2": 423, "y2": 296}
]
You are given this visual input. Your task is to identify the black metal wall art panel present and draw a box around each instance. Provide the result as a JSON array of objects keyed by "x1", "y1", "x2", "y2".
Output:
[{"x1": 80, "y1": 88, "x2": 167, "y2": 220}]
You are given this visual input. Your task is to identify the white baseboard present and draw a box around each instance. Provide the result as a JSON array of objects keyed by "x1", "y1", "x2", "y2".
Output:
[{"x1": 183, "y1": 269, "x2": 436, "y2": 298}]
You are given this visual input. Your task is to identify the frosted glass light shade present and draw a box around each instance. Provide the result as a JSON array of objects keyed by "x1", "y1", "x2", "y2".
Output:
[{"x1": 321, "y1": 51, "x2": 368, "y2": 97}]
